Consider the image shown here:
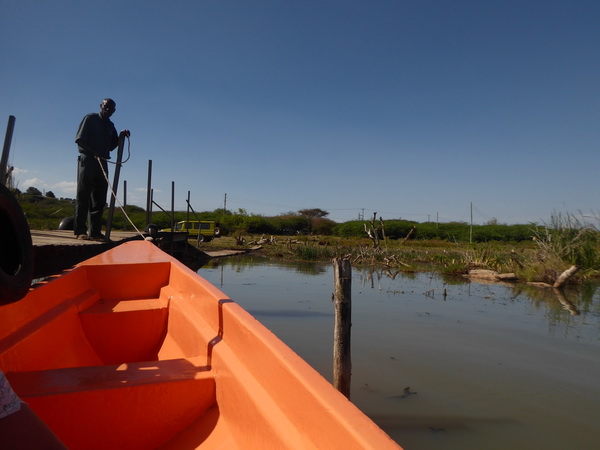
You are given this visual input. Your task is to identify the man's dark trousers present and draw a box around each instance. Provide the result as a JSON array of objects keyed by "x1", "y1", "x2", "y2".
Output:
[{"x1": 74, "y1": 154, "x2": 108, "y2": 237}]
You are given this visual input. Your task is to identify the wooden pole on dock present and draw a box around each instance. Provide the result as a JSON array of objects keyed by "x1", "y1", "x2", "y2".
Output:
[
  {"x1": 1, "y1": 115, "x2": 16, "y2": 186},
  {"x1": 145, "y1": 160, "x2": 153, "y2": 227},
  {"x1": 170, "y1": 181, "x2": 175, "y2": 229},
  {"x1": 186, "y1": 191, "x2": 191, "y2": 224},
  {"x1": 123, "y1": 180, "x2": 127, "y2": 230},
  {"x1": 333, "y1": 258, "x2": 352, "y2": 399}
]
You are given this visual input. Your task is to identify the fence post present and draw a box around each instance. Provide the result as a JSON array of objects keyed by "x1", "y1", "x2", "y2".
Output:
[{"x1": 333, "y1": 258, "x2": 352, "y2": 398}]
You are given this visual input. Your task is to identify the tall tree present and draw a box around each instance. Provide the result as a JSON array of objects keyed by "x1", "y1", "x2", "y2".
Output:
[
  {"x1": 298, "y1": 208, "x2": 329, "y2": 234},
  {"x1": 26, "y1": 186, "x2": 42, "y2": 196}
]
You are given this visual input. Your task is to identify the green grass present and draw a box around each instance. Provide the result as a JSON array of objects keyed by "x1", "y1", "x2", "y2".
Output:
[{"x1": 15, "y1": 192, "x2": 599, "y2": 285}]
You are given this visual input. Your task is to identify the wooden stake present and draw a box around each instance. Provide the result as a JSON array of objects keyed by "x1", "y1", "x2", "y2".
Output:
[{"x1": 333, "y1": 258, "x2": 352, "y2": 398}]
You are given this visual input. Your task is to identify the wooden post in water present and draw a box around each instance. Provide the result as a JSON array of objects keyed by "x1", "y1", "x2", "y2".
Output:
[{"x1": 333, "y1": 258, "x2": 352, "y2": 399}]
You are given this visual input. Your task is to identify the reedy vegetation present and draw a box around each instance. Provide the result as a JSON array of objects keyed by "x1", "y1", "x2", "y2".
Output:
[{"x1": 15, "y1": 189, "x2": 599, "y2": 285}]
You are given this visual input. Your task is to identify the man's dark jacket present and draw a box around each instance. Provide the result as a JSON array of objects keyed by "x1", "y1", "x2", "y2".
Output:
[{"x1": 75, "y1": 113, "x2": 118, "y2": 159}]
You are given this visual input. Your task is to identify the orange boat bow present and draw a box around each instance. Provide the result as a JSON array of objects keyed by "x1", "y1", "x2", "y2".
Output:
[{"x1": 0, "y1": 241, "x2": 400, "y2": 449}]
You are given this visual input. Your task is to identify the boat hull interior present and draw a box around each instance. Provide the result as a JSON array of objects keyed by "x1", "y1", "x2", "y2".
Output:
[{"x1": 0, "y1": 241, "x2": 398, "y2": 449}]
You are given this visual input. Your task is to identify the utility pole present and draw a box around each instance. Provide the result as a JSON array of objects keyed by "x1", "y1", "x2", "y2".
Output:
[
  {"x1": 470, "y1": 202, "x2": 473, "y2": 244},
  {"x1": 224, "y1": 193, "x2": 227, "y2": 213}
]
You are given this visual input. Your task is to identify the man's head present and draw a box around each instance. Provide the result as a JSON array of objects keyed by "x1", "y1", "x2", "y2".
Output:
[{"x1": 99, "y1": 98, "x2": 116, "y2": 119}]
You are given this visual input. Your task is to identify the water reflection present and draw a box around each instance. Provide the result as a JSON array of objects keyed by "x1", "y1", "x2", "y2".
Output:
[
  {"x1": 509, "y1": 282, "x2": 600, "y2": 322},
  {"x1": 199, "y1": 257, "x2": 600, "y2": 450},
  {"x1": 203, "y1": 255, "x2": 327, "y2": 275},
  {"x1": 203, "y1": 256, "x2": 600, "y2": 332},
  {"x1": 246, "y1": 309, "x2": 332, "y2": 319},
  {"x1": 356, "y1": 264, "x2": 599, "y2": 330}
]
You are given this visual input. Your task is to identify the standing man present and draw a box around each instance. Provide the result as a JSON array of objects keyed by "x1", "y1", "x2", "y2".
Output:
[{"x1": 74, "y1": 98, "x2": 129, "y2": 240}]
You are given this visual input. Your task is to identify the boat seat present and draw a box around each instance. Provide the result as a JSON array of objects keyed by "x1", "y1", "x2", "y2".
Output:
[
  {"x1": 6, "y1": 358, "x2": 216, "y2": 449},
  {"x1": 0, "y1": 288, "x2": 105, "y2": 372},
  {"x1": 7, "y1": 357, "x2": 211, "y2": 397},
  {"x1": 79, "y1": 297, "x2": 170, "y2": 364}
]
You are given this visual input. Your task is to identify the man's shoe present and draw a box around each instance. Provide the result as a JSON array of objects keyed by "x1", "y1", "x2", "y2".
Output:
[
  {"x1": 90, "y1": 234, "x2": 106, "y2": 242},
  {"x1": 76, "y1": 234, "x2": 91, "y2": 240}
]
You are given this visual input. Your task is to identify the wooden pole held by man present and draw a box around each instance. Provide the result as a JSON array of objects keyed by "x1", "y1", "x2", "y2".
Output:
[{"x1": 104, "y1": 134, "x2": 126, "y2": 241}]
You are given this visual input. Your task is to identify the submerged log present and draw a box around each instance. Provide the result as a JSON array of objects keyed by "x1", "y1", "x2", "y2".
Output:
[{"x1": 468, "y1": 269, "x2": 500, "y2": 280}]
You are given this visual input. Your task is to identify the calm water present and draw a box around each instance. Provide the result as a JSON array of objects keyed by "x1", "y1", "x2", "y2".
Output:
[{"x1": 198, "y1": 256, "x2": 600, "y2": 450}]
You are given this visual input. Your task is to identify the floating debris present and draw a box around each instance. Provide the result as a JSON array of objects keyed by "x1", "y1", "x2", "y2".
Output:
[{"x1": 388, "y1": 386, "x2": 418, "y2": 400}]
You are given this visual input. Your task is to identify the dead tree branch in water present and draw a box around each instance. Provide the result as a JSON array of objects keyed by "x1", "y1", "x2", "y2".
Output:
[
  {"x1": 553, "y1": 265, "x2": 581, "y2": 288},
  {"x1": 364, "y1": 212, "x2": 386, "y2": 249},
  {"x1": 400, "y1": 226, "x2": 416, "y2": 245}
]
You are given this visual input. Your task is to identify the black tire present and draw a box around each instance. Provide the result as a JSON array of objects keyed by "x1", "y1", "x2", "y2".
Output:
[
  {"x1": 58, "y1": 217, "x2": 74, "y2": 230},
  {"x1": 196, "y1": 234, "x2": 205, "y2": 243},
  {"x1": 0, "y1": 184, "x2": 33, "y2": 304}
]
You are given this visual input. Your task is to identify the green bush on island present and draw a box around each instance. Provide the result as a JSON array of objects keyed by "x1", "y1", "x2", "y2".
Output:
[{"x1": 14, "y1": 187, "x2": 599, "y2": 284}]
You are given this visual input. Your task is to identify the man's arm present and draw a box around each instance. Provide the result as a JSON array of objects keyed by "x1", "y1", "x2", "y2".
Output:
[
  {"x1": 75, "y1": 115, "x2": 97, "y2": 155},
  {"x1": 75, "y1": 138, "x2": 95, "y2": 154}
]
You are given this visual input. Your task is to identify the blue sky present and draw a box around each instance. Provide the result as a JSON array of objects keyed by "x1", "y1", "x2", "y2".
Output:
[{"x1": 1, "y1": 0, "x2": 598, "y2": 225}]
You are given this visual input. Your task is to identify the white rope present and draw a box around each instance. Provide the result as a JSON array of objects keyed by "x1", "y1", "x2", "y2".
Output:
[
  {"x1": 95, "y1": 138, "x2": 147, "y2": 239},
  {"x1": 103, "y1": 136, "x2": 131, "y2": 165}
]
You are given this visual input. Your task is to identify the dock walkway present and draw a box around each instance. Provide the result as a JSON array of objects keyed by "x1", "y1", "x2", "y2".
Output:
[
  {"x1": 30, "y1": 230, "x2": 248, "y2": 278},
  {"x1": 31, "y1": 230, "x2": 143, "y2": 278},
  {"x1": 31, "y1": 230, "x2": 140, "y2": 246}
]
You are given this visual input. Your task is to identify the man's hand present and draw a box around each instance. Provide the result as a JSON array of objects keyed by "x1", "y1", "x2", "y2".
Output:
[{"x1": 120, "y1": 129, "x2": 131, "y2": 138}]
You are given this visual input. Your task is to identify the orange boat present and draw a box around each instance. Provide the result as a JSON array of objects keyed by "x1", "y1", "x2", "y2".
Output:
[{"x1": 0, "y1": 240, "x2": 400, "y2": 449}]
